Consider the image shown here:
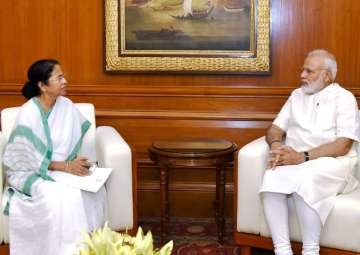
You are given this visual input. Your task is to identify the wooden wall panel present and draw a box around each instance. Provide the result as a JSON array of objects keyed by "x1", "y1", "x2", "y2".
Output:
[
  {"x1": 97, "y1": 116, "x2": 270, "y2": 159},
  {"x1": 1, "y1": 0, "x2": 360, "y2": 218},
  {"x1": 2, "y1": 0, "x2": 360, "y2": 87}
]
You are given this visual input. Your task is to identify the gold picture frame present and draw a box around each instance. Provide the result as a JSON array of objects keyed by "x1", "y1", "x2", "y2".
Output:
[{"x1": 104, "y1": 0, "x2": 270, "y2": 74}]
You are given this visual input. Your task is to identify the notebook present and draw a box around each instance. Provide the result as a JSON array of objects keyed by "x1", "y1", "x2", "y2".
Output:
[{"x1": 50, "y1": 167, "x2": 113, "y2": 192}]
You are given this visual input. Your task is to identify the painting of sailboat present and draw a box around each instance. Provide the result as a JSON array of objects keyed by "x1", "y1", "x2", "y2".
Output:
[
  {"x1": 170, "y1": 0, "x2": 215, "y2": 19},
  {"x1": 105, "y1": 0, "x2": 270, "y2": 73},
  {"x1": 123, "y1": 0, "x2": 253, "y2": 52}
]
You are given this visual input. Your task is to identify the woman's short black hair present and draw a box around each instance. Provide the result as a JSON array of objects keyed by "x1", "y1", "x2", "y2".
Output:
[{"x1": 21, "y1": 59, "x2": 60, "y2": 99}]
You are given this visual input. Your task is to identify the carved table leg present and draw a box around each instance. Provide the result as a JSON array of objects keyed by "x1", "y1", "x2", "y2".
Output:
[
  {"x1": 159, "y1": 164, "x2": 170, "y2": 244},
  {"x1": 214, "y1": 166, "x2": 220, "y2": 224},
  {"x1": 240, "y1": 246, "x2": 252, "y2": 255},
  {"x1": 216, "y1": 164, "x2": 226, "y2": 244}
]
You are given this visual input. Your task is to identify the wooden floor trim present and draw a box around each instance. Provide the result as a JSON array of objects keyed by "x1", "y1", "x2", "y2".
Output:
[
  {"x1": 233, "y1": 232, "x2": 360, "y2": 255},
  {"x1": 0, "y1": 244, "x2": 8, "y2": 255}
]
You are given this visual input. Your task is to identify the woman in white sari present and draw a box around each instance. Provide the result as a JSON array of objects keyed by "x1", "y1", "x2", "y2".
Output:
[{"x1": 3, "y1": 59, "x2": 107, "y2": 255}]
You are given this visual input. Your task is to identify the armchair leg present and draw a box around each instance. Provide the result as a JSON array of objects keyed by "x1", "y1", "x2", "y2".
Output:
[{"x1": 240, "y1": 246, "x2": 252, "y2": 255}]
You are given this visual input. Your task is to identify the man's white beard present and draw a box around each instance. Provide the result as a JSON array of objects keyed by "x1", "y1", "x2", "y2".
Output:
[{"x1": 301, "y1": 75, "x2": 326, "y2": 95}]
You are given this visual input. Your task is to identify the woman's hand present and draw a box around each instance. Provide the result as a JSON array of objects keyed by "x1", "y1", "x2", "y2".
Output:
[{"x1": 65, "y1": 156, "x2": 90, "y2": 176}]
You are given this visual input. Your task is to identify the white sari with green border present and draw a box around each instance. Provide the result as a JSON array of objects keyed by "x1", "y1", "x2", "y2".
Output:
[{"x1": 3, "y1": 96, "x2": 106, "y2": 255}]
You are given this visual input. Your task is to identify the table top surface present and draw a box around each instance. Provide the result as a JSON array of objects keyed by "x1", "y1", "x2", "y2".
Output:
[{"x1": 151, "y1": 137, "x2": 236, "y2": 154}]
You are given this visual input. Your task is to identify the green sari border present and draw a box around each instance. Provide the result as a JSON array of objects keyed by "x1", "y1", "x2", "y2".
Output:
[
  {"x1": 3, "y1": 188, "x2": 15, "y2": 216},
  {"x1": 32, "y1": 98, "x2": 54, "y2": 181},
  {"x1": 8, "y1": 124, "x2": 54, "y2": 196},
  {"x1": 22, "y1": 173, "x2": 41, "y2": 196},
  {"x1": 9, "y1": 125, "x2": 47, "y2": 155},
  {"x1": 32, "y1": 97, "x2": 54, "y2": 119},
  {"x1": 66, "y1": 120, "x2": 91, "y2": 161}
]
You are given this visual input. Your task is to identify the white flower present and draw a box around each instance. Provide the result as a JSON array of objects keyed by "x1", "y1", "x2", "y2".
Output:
[{"x1": 79, "y1": 222, "x2": 173, "y2": 255}]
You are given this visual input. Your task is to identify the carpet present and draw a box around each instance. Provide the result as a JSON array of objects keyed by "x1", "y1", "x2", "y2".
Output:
[{"x1": 138, "y1": 217, "x2": 273, "y2": 255}]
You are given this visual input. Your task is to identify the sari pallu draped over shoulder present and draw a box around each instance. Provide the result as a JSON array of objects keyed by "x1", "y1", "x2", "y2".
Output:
[{"x1": 2, "y1": 96, "x2": 91, "y2": 214}]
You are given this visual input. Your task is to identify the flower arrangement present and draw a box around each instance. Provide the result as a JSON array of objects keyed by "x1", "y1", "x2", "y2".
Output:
[{"x1": 79, "y1": 222, "x2": 173, "y2": 255}]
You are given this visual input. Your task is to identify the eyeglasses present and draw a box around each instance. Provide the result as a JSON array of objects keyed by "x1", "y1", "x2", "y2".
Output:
[{"x1": 48, "y1": 74, "x2": 66, "y2": 83}]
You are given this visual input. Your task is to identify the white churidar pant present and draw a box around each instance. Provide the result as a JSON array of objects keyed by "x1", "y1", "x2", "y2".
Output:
[{"x1": 263, "y1": 192, "x2": 322, "y2": 255}]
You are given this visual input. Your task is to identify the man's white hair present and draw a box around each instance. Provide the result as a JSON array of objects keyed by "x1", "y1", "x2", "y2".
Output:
[{"x1": 307, "y1": 49, "x2": 337, "y2": 81}]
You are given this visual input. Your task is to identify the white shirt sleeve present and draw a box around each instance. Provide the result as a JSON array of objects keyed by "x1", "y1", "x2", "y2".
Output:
[
  {"x1": 273, "y1": 97, "x2": 291, "y2": 132},
  {"x1": 336, "y1": 91, "x2": 360, "y2": 142}
]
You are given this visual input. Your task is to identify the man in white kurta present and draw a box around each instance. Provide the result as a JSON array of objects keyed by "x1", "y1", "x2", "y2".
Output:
[{"x1": 259, "y1": 49, "x2": 360, "y2": 255}]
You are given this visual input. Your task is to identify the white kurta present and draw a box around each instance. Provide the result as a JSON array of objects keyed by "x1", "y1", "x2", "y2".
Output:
[
  {"x1": 3, "y1": 97, "x2": 107, "y2": 255},
  {"x1": 260, "y1": 83, "x2": 360, "y2": 224}
]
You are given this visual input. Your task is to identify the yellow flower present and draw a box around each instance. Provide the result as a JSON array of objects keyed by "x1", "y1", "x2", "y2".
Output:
[{"x1": 79, "y1": 222, "x2": 173, "y2": 255}]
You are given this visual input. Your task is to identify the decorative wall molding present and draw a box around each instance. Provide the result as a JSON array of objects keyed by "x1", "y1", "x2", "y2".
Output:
[
  {"x1": 0, "y1": 83, "x2": 294, "y2": 97},
  {"x1": 96, "y1": 109, "x2": 276, "y2": 121},
  {"x1": 3, "y1": 83, "x2": 360, "y2": 98}
]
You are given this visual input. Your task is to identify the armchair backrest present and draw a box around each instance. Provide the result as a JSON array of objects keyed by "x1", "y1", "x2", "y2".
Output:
[
  {"x1": 354, "y1": 110, "x2": 360, "y2": 180},
  {"x1": 0, "y1": 103, "x2": 97, "y2": 162}
]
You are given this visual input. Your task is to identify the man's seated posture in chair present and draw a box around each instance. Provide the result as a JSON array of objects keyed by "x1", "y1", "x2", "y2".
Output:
[{"x1": 260, "y1": 49, "x2": 360, "y2": 255}]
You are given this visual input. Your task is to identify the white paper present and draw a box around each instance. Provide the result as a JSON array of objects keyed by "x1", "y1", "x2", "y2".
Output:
[{"x1": 50, "y1": 167, "x2": 113, "y2": 192}]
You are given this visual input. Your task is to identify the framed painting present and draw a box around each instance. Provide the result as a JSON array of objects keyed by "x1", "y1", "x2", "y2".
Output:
[{"x1": 104, "y1": 0, "x2": 270, "y2": 74}]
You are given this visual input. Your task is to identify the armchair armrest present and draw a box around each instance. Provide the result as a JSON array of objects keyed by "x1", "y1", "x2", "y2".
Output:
[
  {"x1": 0, "y1": 131, "x2": 6, "y2": 189},
  {"x1": 236, "y1": 136, "x2": 269, "y2": 234},
  {"x1": 0, "y1": 131, "x2": 7, "y2": 243},
  {"x1": 95, "y1": 126, "x2": 134, "y2": 231}
]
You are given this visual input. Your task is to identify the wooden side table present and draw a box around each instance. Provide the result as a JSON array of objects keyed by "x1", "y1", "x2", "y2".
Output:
[{"x1": 149, "y1": 137, "x2": 237, "y2": 244}]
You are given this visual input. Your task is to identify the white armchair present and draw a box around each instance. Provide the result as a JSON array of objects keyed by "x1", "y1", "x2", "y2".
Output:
[
  {"x1": 234, "y1": 136, "x2": 360, "y2": 255},
  {"x1": 0, "y1": 103, "x2": 137, "y2": 244}
]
